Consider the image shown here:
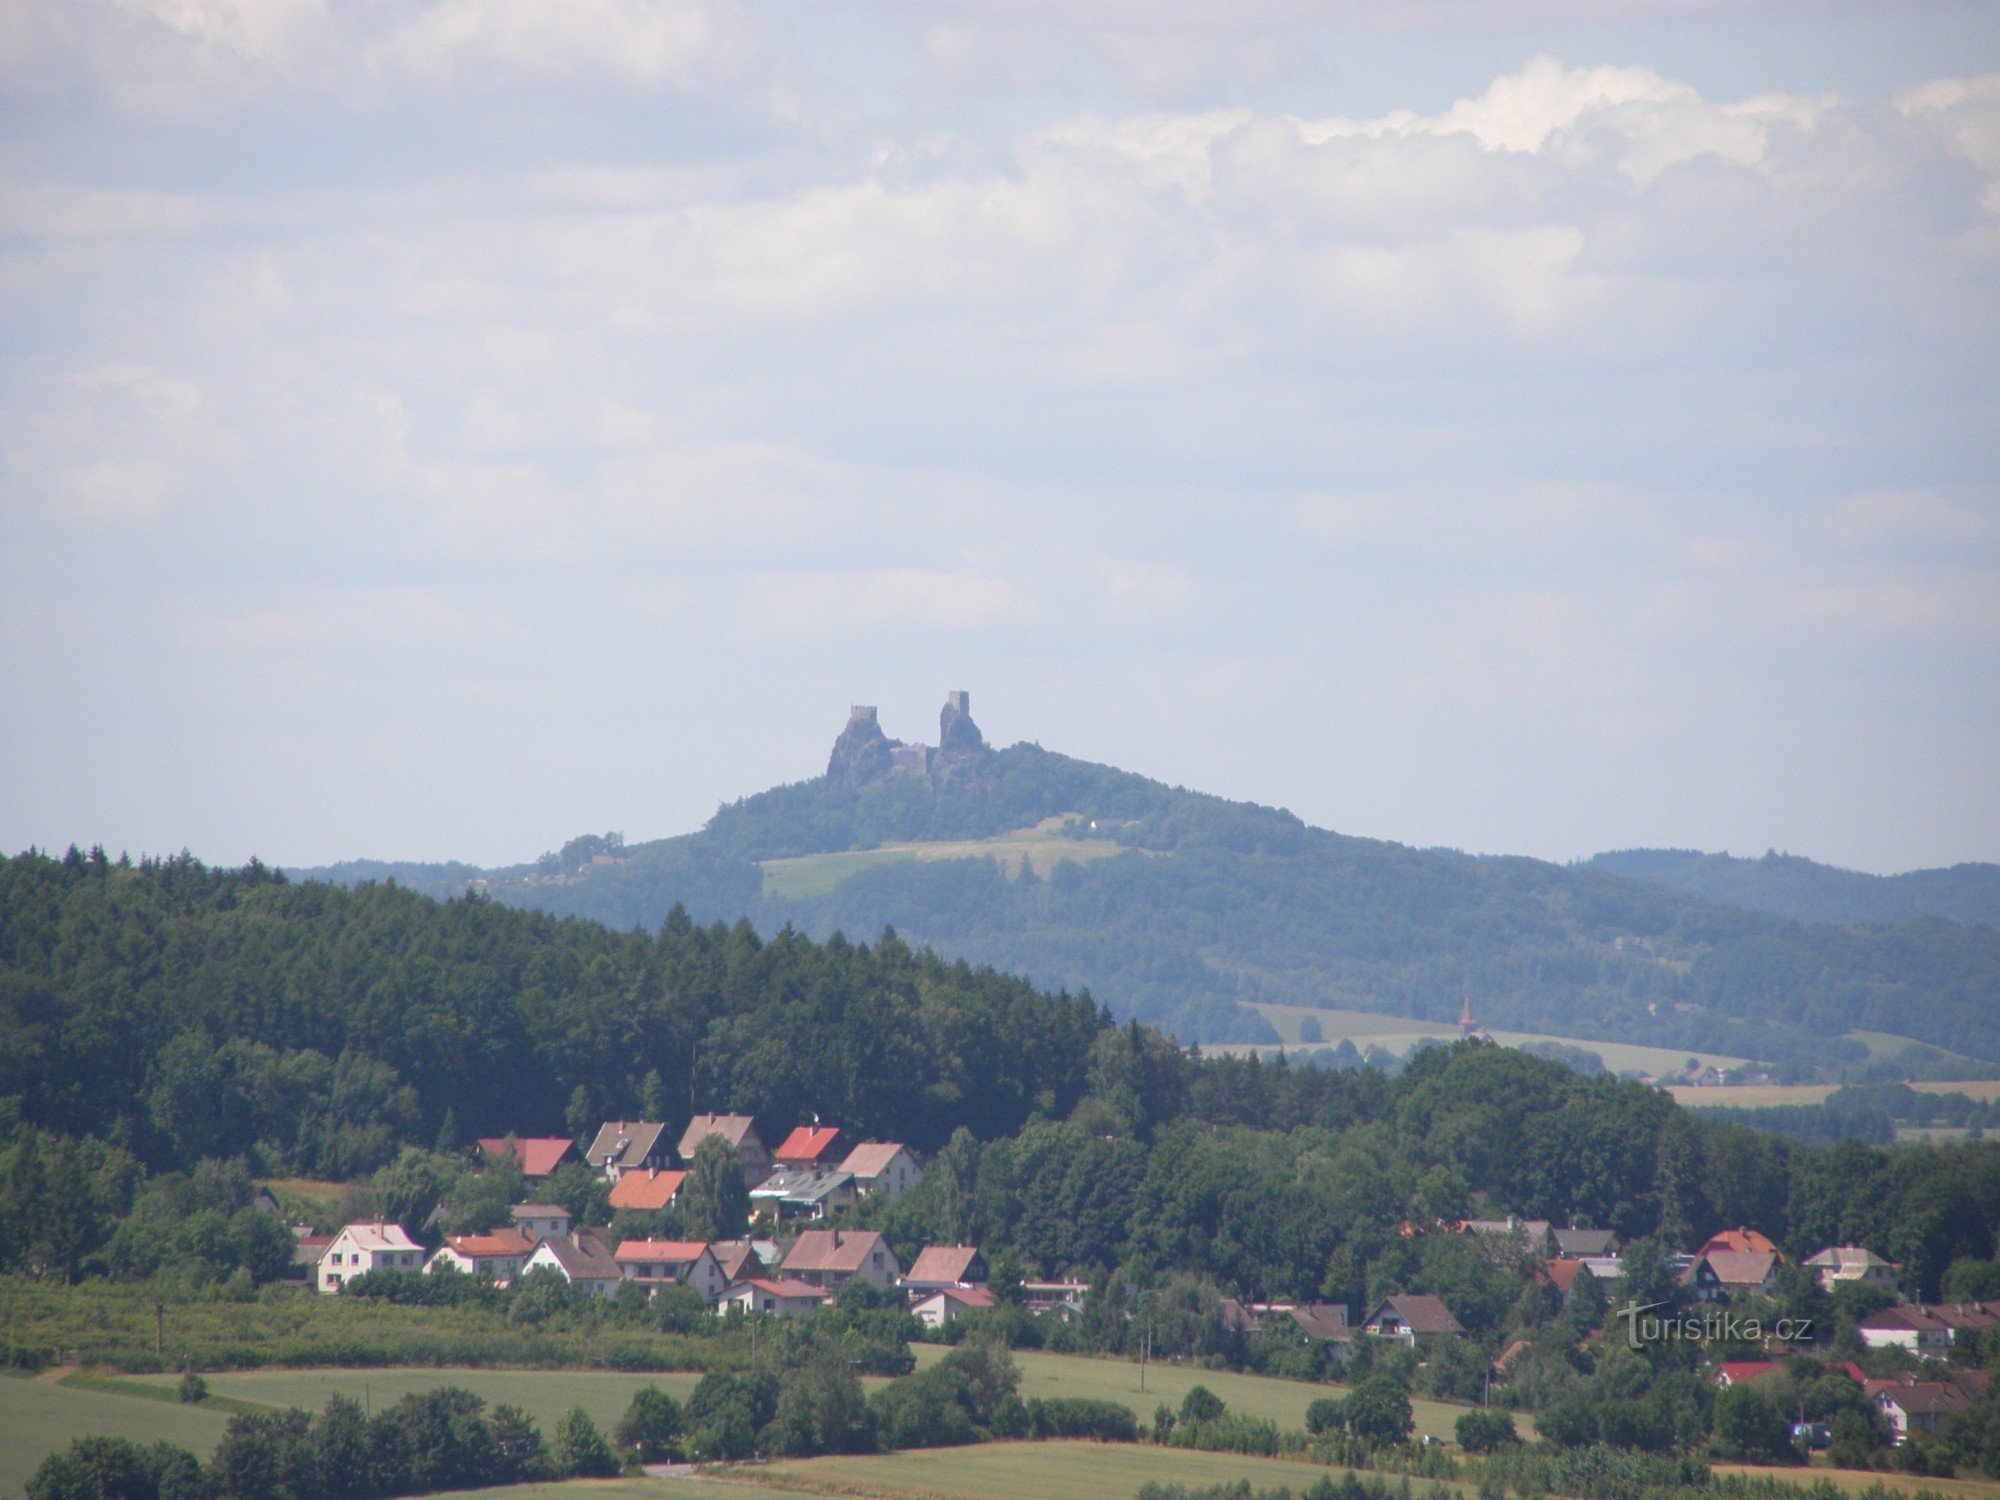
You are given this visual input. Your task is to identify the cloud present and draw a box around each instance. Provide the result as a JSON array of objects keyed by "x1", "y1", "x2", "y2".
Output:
[{"x1": 732, "y1": 569, "x2": 1034, "y2": 639}]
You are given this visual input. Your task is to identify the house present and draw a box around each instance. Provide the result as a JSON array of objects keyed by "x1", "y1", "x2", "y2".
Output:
[
  {"x1": 1020, "y1": 1280, "x2": 1090, "y2": 1318},
  {"x1": 914, "y1": 1286, "x2": 997, "y2": 1328},
  {"x1": 1712, "y1": 1361, "x2": 1779, "y2": 1387},
  {"x1": 427, "y1": 1228, "x2": 535, "y2": 1282},
  {"x1": 1932, "y1": 1301, "x2": 2000, "y2": 1343},
  {"x1": 1220, "y1": 1300, "x2": 1353, "y2": 1347},
  {"x1": 716, "y1": 1278, "x2": 828, "y2": 1319},
  {"x1": 614, "y1": 1239, "x2": 729, "y2": 1302},
  {"x1": 902, "y1": 1245, "x2": 989, "y2": 1294},
  {"x1": 1459, "y1": 1218, "x2": 1554, "y2": 1258},
  {"x1": 1553, "y1": 1228, "x2": 1623, "y2": 1260},
  {"x1": 1859, "y1": 1305, "x2": 1954, "y2": 1358},
  {"x1": 709, "y1": 1239, "x2": 766, "y2": 1284},
  {"x1": 1363, "y1": 1294, "x2": 1465, "y2": 1347},
  {"x1": 584, "y1": 1121, "x2": 673, "y2": 1182},
  {"x1": 521, "y1": 1232, "x2": 622, "y2": 1296},
  {"x1": 1538, "y1": 1259, "x2": 1589, "y2": 1305},
  {"x1": 608, "y1": 1168, "x2": 687, "y2": 1215},
  {"x1": 1679, "y1": 1255, "x2": 1727, "y2": 1303},
  {"x1": 838, "y1": 1142, "x2": 920, "y2": 1200},
  {"x1": 251, "y1": 1187, "x2": 283, "y2": 1216},
  {"x1": 290, "y1": 1230, "x2": 334, "y2": 1283},
  {"x1": 1872, "y1": 1379, "x2": 1971, "y2": 1443},
  {"x1": 1805, "y1": 1246, "x2": 1899, "y2": 1294},
  {"x1": 773, "y1": 1124, "x2": 843, "y2": 1168},
  {"x1": 679, "y1": 1114, "x2": 772, "y2": 1186},
  {"x1": 1697, "y1": 1227, "x2": 1782, "y2": 1259},
  {"x1": 475, "y1": 1136, "x2": 577, "y2": 1182},
  {"x1": 318, "y1": 1222, "x2": 424, "y2": 1293},
  {"x1": 1703, "y1": 1251, "x2": 1781, "y2": 1300},
  {"x1": 780, "y1": 1228, "x2": 901, "y2": 1291},
  {"x1": 510, "y1": 1204, "x2": 572, "y2": 1242},
  {"x1": 749, "y1": 1167, "x2": 856, "y2": 1220}
]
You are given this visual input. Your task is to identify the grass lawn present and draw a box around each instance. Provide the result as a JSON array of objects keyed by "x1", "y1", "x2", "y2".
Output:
[
  {"x1": 430, "y1": 1484, "x2": 808, "y2": 1500},
  {"x1": 913, "y1": 1346, "x2": 1509, "y2": 1444},
  {"x1": 759, "y1": 820, "x2": 1139, "y2": 899},
  {"x1": 129, "y1": 1366, "x2": 713, "y2": 1435},
  {"x1": 1717, "y1": 1465, "x2": 2000, "y2": 1500},
  {"x1": 1242, "y1": 1007, "x2": 1745, "y2": 1078},
  {"x1": 747, "y1": 1440, "x2": 1470, "y2": 1500},
  {"x1": 0, "y1": 1373, "x2": 235, "y2": 1499}
]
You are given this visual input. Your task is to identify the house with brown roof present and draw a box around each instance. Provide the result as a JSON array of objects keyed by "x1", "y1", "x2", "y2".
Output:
[
  {"x1": 838, "y1": 1142, "x2": 919, "y2": 1200},
  {"x1": 1363, "y1": 1294, "x2": 1464, "y2": 1347},
  {"x1": 1538, "y1": 1258, "x2": 1589, "y2": 1305},
  {"x1": 476, "y1": 1136, "x2": 577, "y2": 1182},
  {"x1": 1712, "y1": 1361, "x2": 1780, "y2": 1387},
  {"x1": 1459, "y1": 1217, "x2": 1554, "y2": 1258},
  {"x1": 1805, "y1": 1246, "x2": 1899, "y2": 1294},
  {"x1": 614, "y1": 1239, "x2": 728, "y2": 1302},
  {"x1": 1553, "y1": 1228, "x2": 1623, "y2": 1259},
  {"x1": 1872, "y1": 1378, "x2": 1971, "y2": 1442},
  {"x1": 1933, "y1": 1300, "x2": 2000, "y2": 1342},
  {"x1": 1697, "y1": 1227, "x2": 1782, "y2": 1259},
  {"x1": 780, "y1": 1227, "x2": 901, "y2": 1291},
  {"x1": 1859, "y1": 1305, "x2": 1954, "y2": 1358},
  {"x1": 510, "y1": 1204, "x2": 572, "y2": 1242},
  {"x1": 914, "y1": 1286, "x2": 997, "y2": 1328},
  {"x1": 903, "y1": 1245, "x2": 988, "y2": 1293},
  {"x1": 608, "y1": 1168, "x2": 687, "y2": 1214},
  {"x1": 716, "y1": 1278, "x2": 828, "y2": 1319},
  {"x1": 709, "y1": 1239, "x2": 766, "y2": 1284},
  {"x1": 318, "y1": 1222, "x2": 424, "y2": 1293},
  {"x1": 774, "y1": 1125, "x2": 843, "y2": 1167},
  {"x1": 679, "y1": 1114, "x2": 772, "y2": 1186},
  {"x1": 1220, "y1": 1300, "x2": 1354, "y2": 1352},
  {"x1": 584, "y1": 1120, "x2": 673, "y2": 1182},
  {"x1": 289, "y1": 1230, "x2": 335, "y2": 1283},
  {"x1": 1702, "y1": 1251, "x2": 1781, "y2": 1300},
  {"x1": 427, "y1": 1228, "x2": 535, "y2": 1282},
  {"x1": 521, "y1": 1231, "x2": 622, "y2": 1296}
]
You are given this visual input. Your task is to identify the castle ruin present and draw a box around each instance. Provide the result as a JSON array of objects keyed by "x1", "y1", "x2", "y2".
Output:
[{"x1": 826, "y1": 692, "x2": 992, "y2": 790}]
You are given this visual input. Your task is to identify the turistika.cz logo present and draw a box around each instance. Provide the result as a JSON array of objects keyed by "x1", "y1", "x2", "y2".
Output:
[{"x1": 1617, "y1": 1300, "x2": 1814, "y2": 1351}]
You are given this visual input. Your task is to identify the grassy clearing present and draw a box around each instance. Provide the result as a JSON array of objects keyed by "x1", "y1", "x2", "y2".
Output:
[
  {"x1": 912, "y1": 1346, "x2": 1508, "y2": 1444},
  {"x1": 748, "y1": 1439, "x2": 1471, "y2": 1500},
  {"x1": 1914, "y1": 1079, "x2": 2000, "y2": 1101},
  {"x1": 1717, "y1": 1465, "x2": 2000, "y2": 1500},
  {"x1": 1242, "y1": 1007, "x2": 1745, "y2": 1078},
  {"x1": 1667, "y1": 1085, "x2": 1838, "y2": 1109},
  {"x1": 0, "y1": 1371, "x2": 234, "y2": 1498},
  {"x1": 759, "y1": 820, "x2": 1140, "y2": 900}
]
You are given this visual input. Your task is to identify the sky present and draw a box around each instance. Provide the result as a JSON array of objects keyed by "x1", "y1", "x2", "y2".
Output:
[{"x1": 1, "y1": 0, "x2": 1997, "y2": 877}]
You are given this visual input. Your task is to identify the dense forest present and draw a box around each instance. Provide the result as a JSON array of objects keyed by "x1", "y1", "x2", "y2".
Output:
[
  {"x1": 1587, "y1": 850, "x2": 2000, "y2": 930},
  {"x1": 302, "y1": 740, "x2": 2000, "y2": 1064}
]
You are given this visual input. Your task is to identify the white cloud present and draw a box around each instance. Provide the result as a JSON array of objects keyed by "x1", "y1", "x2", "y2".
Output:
[{"x1": 733, "y1": 569, "x2": 1034, "y2": 639}]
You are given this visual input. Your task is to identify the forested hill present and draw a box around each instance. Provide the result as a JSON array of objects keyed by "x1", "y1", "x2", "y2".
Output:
[
  {"x1": 297, "y1": 737, "x2": 2000, "y2": 1069},
  {"x1": 0, "y1": 848, "x2": 1107, "y2": 1180},
  {"x1": 1585, "y1": 847, "x2": 2000, "y2": 929}
]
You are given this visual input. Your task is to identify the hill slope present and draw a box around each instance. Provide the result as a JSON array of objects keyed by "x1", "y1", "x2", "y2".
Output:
[
  {"x1": 1585, "y1": 848, "x2": 2000, "y2": 928},
  {"x1": 298, "y1": 701, "x2": 2000, "y2": 1068}
]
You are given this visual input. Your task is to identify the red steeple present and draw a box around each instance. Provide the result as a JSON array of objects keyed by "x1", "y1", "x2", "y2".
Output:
[{"x1": 1458, "y1": 993, "x2": 1477, "y2": 1034}]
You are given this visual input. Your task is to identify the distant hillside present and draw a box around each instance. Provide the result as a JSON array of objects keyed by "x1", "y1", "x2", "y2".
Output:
[
  {"x1": 1586, "y1": 848, "x2": 2000, "y2": 928},
  {"x1": 298, "y1": 694, "x2": 2000, "y2": 1067}
]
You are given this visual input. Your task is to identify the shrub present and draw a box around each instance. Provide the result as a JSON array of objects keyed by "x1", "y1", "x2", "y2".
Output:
[
  {"x1": 553, "y1": 1408, "x2": 618, "y2": 1478},
  {"x1": 1456, "y1": 1409, "x2": 1518, "y2": 1454},
  {"x1": 177, "y1": 1371, "x2": 207, "y2": 1404}
]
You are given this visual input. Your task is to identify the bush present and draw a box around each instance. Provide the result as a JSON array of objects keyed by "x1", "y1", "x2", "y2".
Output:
[
  {"x1": 1306, "y1": 1396, "x2": 1345, "y2": 1435},
  {"x1": 554, "y1": 1408, "x2": 618, "y2": 1478},
  {"x1": 1024, "y1": 1396, "x2": 1139, "y2": 1442},
  {"x1": 1456, "y1": 1409, "x2": 1517, "y2": 1454},
  {"x1": 177, "y1": 1371, "x2": 207, "y2": 1404},
  {"x1": 1180, "y1": 1385, "x2": 1227, "y2": 1425},
  {"x1": 1343, "y1": 1377, "x2": 1415, "y2": 1445},
  {"x1": 612, "y1": 1386, "x2": 683, "y2": 1463}
]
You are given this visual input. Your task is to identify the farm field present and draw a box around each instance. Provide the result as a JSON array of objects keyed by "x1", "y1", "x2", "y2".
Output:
[
  {"x1": 747, "y1": 1439, "x2": 1470, "y2": 1500},
  {"x1": 0, "y1": 1373, "x2": 234, "y2": 1499},
  {"x1": 759, "y1": 819, "x2": 1139, "y2": 899},
  {"x1": 1717, "y1": 1465, "x2": 2000, "y2": 1500},
  {"x1": 911, "y1": 1346, "x2": 1510, "y2": 1444},
  {"x1": 129, "y1": 1366, "x2": 712, "y2": 1434},
  {"x1": 1670, "y1": 1078, "x2": 2000, "y2": 1109}
]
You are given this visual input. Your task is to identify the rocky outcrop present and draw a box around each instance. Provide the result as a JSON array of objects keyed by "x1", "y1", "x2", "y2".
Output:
[
  {"x1": 826, "y1": 706, "x2": 897, "y2": 788},
  {"x1": 938, "y1": 691, "x2": 985, "y2": 756}
]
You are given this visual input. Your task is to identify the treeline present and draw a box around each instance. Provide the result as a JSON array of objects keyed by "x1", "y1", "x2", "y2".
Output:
[{"x1": 1696, "y1": 1082, "x2": 2000, "y2": 1148}]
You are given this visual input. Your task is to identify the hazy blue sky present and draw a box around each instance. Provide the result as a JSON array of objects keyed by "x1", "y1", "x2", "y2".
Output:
[{"x1": 2, "y1": 0, "x2": 1996, "y2": 875}]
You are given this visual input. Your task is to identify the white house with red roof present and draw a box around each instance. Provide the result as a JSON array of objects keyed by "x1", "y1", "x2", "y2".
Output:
[
  {"x1": 902, "y1": 1245, "x2": 988, "y2": 1293},
  {"x1": 608, "y1": 1168, "x2": 687, "y2": 1214},
  {"x1": 475, "y1": 1136, "x2": 577, "y2": 1182},
  {"x1": 716, "y1": 1278, "x2": 828, "y2": 1318},
  {"x1": 318, "y1": 1222, "x2": 424, "y2": 1293},
  {"x1": 614, "y1": 1239, "x2": 729, "y2": 1302},
  {"x1": 838, "y1": 1142, "x2": 919, "y2": 1200},
  {"x1": 774, "y1": 1124, "x2": 843, "y2": 1168},
  {"x1": 913, "y1": 1286, "x2": 997, "y2": 1328},
  {"x1": 522, "y1": 1231, "x2": 622, "y2": 1296},
  {"x1": 426, "y1": 1228, "x2": 535, "y2": 1282}
]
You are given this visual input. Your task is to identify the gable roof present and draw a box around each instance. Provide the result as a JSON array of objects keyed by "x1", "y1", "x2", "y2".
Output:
[
  {"x1": 337, "y1": 1222, "x2": 421, "y2": 1253},
  {"x1": 585, "y1": 1120, "x2": 670, "y2": 1171},
  {"x1": 1540, "y1": 1259, "x2": 1586, "y2": 1293},
  {"x1": 440, "y1": 1229, "x2": 535, "y2": 1259},
  {"x1": 782, "y1": 1228, "x2": 891, "y2": 1275},
  {"x1": 680, "y1": 1113, "x2": 760, "y2": 1158},
  {"x1": 918, "y1": 1285, "x2": 996, "y2": 1311},
  {"x1": 475, "y1": 1137, "x2": 576, "y2": 1177},
  {"x1": 905, "y1": 1245, "x2": 984, "y2": 1285},
  {"x1": 1704, "y1": 1250, "x2": 1779, "y2": 1286},
  {"x1": 1714, "y1": 1361, "x2": 1779, "y2": 1385},
  {"x1": 1284, "y1": 1304, "x2": 1354, "y2": 1341},
  {"x1": 1698, "y1": 1226, "x2": 1781, "y2": 1258},
  {"x1": 775, "y1": 1125, "x2": 842, "y2": 1163},
  {"x1": 1805, "y1": 1246, "x2": 1897, "y2": 1272},
  {"x1": 608, "y1": 1169, "x2": 687, "y2": 1211},
  {"x1": 1861, "y1": 1305, "x2": 1951, "y2": 1333},
  {"x1": 839, "y1": 1141, "x2": 911, "y2": 1178},
  {"x1": 531, "y1": 1232, "x2": 620, "y2": 1282},
  {"x1": 730, "y1": 1277, "x2": 827, "y2": 1301},
  {"x1": 614, "y1": 1239, "x2": 711, "y2": 1265},
  {"x1": 1553, "y1": 1228, "x2": 1621, "y2": 1257},
  {"x1": 511, "y1": 1203, "x2": 569, "y2": 1220},
  {"x1": 1878, "y1": 1382, "x2": 1971, "y2": 1416},
  {"x1": 1367, "y1": 1294, "x2": 1464, "y2": 1335},
  {"x1": 709, "y1": 1240, "x2": 764, "y2": 1282}
]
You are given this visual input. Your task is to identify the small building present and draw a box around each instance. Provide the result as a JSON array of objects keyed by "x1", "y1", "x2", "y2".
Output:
[
  {"x1": 1873, "y1": 1380, "x2": 1971, "y2": 1443},
  {"x1": 717, "y1": 1278, "x2": 828, "y2": 1319},
  {"x1": 902, "y1": 1245, "x2": 989, "y2": 1294},
  {"x1": 773, "y1": 1124, "x2": 843, "y2": 1168},
  {"x1": 584, "y1": 1121, "x2": 673, "y2": 1182},
  {"x1": 1552, "y1": 1227, "x2": 1622, "y2": 1260},
  {"x1": 1697, "y1": 1227, "x2": 1782, "y2": 1259},
  {"x1": 1712, "y1": 1361, "x2": 1779, "y2": 1387},
  {"x1": 1537, "y1": 1259, "x2": 1589, "y2": 1306},
  {"x1": 1804, "y1": 1245, "x2": 1899, "y2": 1293},
  {"x1": 1020, "y1": 1280, "x2": 1090, "y2": 1318},
  {"x1": 1459, "y1": 1218, "x2": 1554, "y2": 1258},
  {"x1": 251, "y1": 1186, "x2": 283, "y2": 1216},
  {"x1": 914, "y1": 1285, "x2": 997, "y2": 1328},
  {"x1": 749, "y1": 1167, "x2": 856, "y2": 1220},
  {"x1": 1859, "y1": 1305, "x2": 1954, "y2": 1358},
  {"x1": 614, "y1": 1239, "x2": 729, "y2": 1302},
  {"x1": 290, "y1": 1229, "x2": 334, "y2": 1284},
  {"x1": 780, "y1": 1228, "x2": 901, "y2": 1291},
  {"x1": 1702, "y1": 1251, "x2": 1781, "y2": 1301},
  {"x1": 679, "y1": 1114, "x2": 772, "y2": 1187},
  {"x1": 318, "y1": 1222, "x2": 424, "y2": 1293},
  {"x1": 521, "y1": 1232, "x2": 622, "y2": 1296},
  {"x1": 838, "y1": 1142, "x2": 920, "y2": 1200},
  {"x1": 510, "y1": 1204, "x2": 572, "y2": 1242},
  {"x1": 1679, "y1": 1255, "x2": 1727, "y2": 1303},
  {"x1": 427, "y1": 1228, "x2": 535, "y2": 1282},
  {"x1": 475, "y1": 1136, "x2": 578, "y2": 1182},
  {"x1": 1363, "y1": 1294, "x2": 1465, "y2": 1347},
  {"x1": 608, "y1": 1168, "x2": 687, "y2": 1215},
  {"x1": 1221, "y1": 1300, "x2": 1353, "y2": 1347}
]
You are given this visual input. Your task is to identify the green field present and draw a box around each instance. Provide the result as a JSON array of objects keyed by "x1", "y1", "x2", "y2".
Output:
[
  {"x1": 751, "y1": 1440, "x2": 1469, "y2": 1500},
  {"x1": 759, "y1": 819, "x2": 1141, "y2": 900},
  {"x1": 913, "y1": 1346, "x2": 1507, "y2": 1444},
  {"x1": 1716, "y1": 1465, "x2": 2000, "y2": 1500},
  {"x1": 0, "y1": 1374, "x2": 235, "y2": 1499},
  {"x1": 1241, "y1": 1006, "x2": 1746, "y2": 1078}
]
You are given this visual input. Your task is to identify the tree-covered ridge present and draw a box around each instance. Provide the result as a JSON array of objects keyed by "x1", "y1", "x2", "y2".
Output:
[
  {"x1": 0, "y1": 847, "x2": 1106, "y2": 1181},
  {"x1": 1586, "y1": 848, "x2": 2000, "y2": 930}
]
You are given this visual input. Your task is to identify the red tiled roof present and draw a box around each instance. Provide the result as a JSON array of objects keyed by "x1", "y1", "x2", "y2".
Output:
[
  {"x1": 1714, "y1": 1361, "x2": 1778, "y2": 1385},
  {"x1": 476, "y1": 1137, "x2": 576, "y2": 1177},
  {"x1": 734, "y1": 1278, "x2": 826, "y2": 1301},
  {"x1": 921, "y1": 1286, "x2": 996, "y2": 1310},
  {"x1": 614, "y1": 1239, "x2": 709, "y2": 1264},
  {"x1": 1540, "y1": 1259, "x2": 1585, "y2": 1293},
  {"x1": 608, "y1": 1169, "x2": 686, "y2": 1211},
  {"x1": 775, "y1": 1126, "x2": 842, "y2": 1163},
  {"x1": 783, "y1": 1228, "x2": 887, "y2": 1274},
  {"x1": 443, "y1": 1229, "x2": 534, "y2": 1258},
  {"x1": 1698, "y1": 1227, "x2": 1781, "y2": 1258},
  {"x1": 839, "y1": 1142, "x2": 909, "y2": 1178},
  {"x1": 905, "y1": 1245, "x2": 984, "y2": 1285}
]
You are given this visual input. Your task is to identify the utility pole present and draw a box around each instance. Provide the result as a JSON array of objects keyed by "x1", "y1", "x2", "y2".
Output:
[{"x1": 154, "y1": 1301, "x2": 164, "y2": 1359}]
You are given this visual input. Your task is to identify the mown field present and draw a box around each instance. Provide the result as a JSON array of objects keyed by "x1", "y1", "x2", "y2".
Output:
[
  {"x1": 0, "y1": 1373, "x2": 235, "y2": 1499},
  {"x1": 1717, "y1": 1465, "x2": 2000, "y2": 1500},
  {"x1": 1669, "y1": 1078, "x2": 2000, "y2": 1109},
  {"x1": 759, "y1": 820, "x2": 1139, "y2": 900},
  {"x1": 1240, "y1": 1006, "x2": 1746, "y2": 1078}
]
